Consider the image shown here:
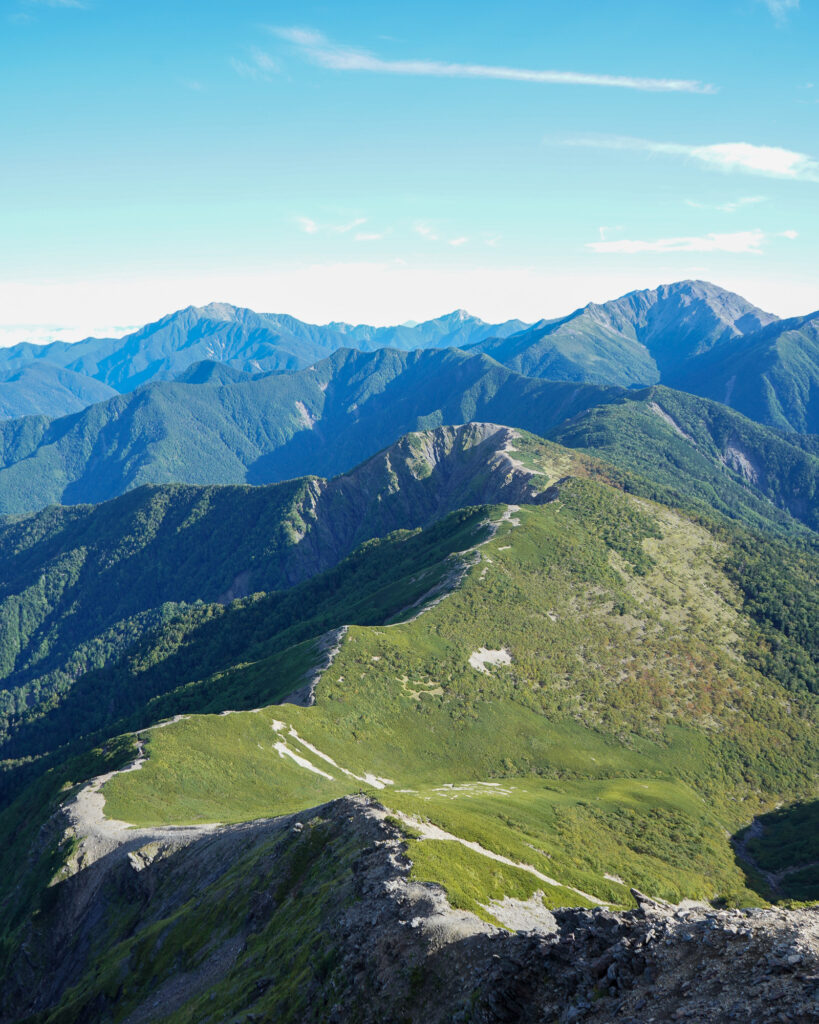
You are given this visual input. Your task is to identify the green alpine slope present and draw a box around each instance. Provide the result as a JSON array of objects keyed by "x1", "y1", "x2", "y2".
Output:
[
  {"x1": 0, "y1": 347, "x2": 623, "y2": 514},
  {"x1": 667, "y1": 311, "x2": 819, "y2": 433},
  {"x1": 548, "y1": 385, "x2": 819, "y2": 537},
  {"x1": 0, "y1": 364, "x2": 117, "y2": 421},
  {"x1": 469, "y1": 280, "x2": 776, "y2": 386},
  {"x1": 1, "y1": 430, "x2": 817, "y2": 1023},
  {"x1": 99, "y1": 480, "x2": 817, "y2": 913},
  {"x1": 467, "y1": 281, "x2": 819, "y2": 435},
  {"x1": 0, "y1": 423, "x2": 551, "y2": 769}
]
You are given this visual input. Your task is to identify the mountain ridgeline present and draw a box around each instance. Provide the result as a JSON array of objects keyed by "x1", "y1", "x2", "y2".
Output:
[
  {"x1": 0, "y1": 424, "x2": 548, "y2": 764},
  {"x1": 1, "y1": 423, "x2": 818, "y2": 1023},
  {"x1": 0, "y1": 347, "x2": 815, "y2": 545},
  {"x1": 0, "y1": 348, "x2": 625, "y2": 513},
  {"x1": 467, "y1": 279, "x2": 776, "y2": 385},
  {"x1": 0, "y1": 305, "x2": 528, "y2": 397},
  {"x1": 668, "y1": 310, "x2": 819, "y2": 433},
  {"x1": 2, "y1": 280, "x2": 818, "y2": 434},
  {"x1": 550, "y1": 385, "x2": 819, "y2": 536}
]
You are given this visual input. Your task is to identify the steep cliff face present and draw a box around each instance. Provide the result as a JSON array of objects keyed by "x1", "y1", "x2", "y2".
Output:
[
  {"x1": 4, "y1": 796, "x2": 818, "y2": 1024},
  {"x1": 2, "y1": 796, "x2": 487, "y2": 1024}
]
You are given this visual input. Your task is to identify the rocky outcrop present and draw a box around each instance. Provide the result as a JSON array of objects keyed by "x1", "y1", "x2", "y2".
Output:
[
  {"x1": 466, "y1": 895, "x2": 819, "y2": 1024},
  {"x1": 4, "y1": 796, "x2": 817, "y2": 1024},
  {"x1": 281, "y1": 625, "x2": 348, "y2": 705},
  {"x1": 267, "y1": 422, "x2": 552, "y2": 588},
  {"x1": 722, "y1": 442, "x2": 763, "y2": 487}
]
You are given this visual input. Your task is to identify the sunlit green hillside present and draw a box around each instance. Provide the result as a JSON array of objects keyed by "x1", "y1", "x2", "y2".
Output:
[{"x1": 101, "y1": 452, "x2": 818, "y2": 917}]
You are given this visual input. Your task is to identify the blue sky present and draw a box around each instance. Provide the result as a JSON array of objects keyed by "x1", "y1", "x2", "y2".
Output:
[{"x1": 1, "y1": 0, "x2": 817, "y2": 338}]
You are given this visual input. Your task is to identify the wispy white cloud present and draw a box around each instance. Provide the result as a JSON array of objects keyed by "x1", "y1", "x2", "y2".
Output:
[
  {"x1": 689, "y1": 143, "x2": 815, "y2": 178},
  {"x1": 587, "y1": 230, "x2": 766, "y2": 254},
  {"x1": 758, "y1": 0, "x2": 799, "y2": 23},
  {"x1": 686, "y1": 195, "x2": 766, "y2": 213},
  {"x1": 274, "y1": 27, "x2": 325, "y2": 47},
  {"x1": 231, "y1": 48, "x2": 278, "y2": 81},
  {"x1": 414, "y1": 223, "x2": 440, "y2": 241},
  {"x1": 779, "y1": 229, "x2": 799, "y2": 239},
  {"x1": 230, "y1": 59, "x2": 259, "y2": 80},
  {"x1": 414, "y1": 224, "x2": 473, "y2": 246},
  {"x1": 270, "y1": 26, "x2": 715, "y2": 94},
  {"x1": 566, "y1": 136, "x2": 819, "y2": 181},
  {"x1": 252, "y1": 48, "x2": 278, "y2": 73},
  {"x1": 332, "y1": 217, "x2": 367, "y2": 234},
  {"x1": 297, "y1": 216, "x2": 371, "y2": 236}
]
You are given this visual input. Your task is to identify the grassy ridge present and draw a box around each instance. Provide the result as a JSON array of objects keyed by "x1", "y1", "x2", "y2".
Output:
[
  {"x1": 0, "y1": 495, "x2": 492, "y2": 778},
  {"x1": 2, "y1": 430, "x2": 816, "y2": 991},
  {"x1": 103, "y1": 469, "x2": 818, "y2": 911}
]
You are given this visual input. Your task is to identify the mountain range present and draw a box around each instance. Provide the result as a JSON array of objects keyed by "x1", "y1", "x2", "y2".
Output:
[
  {"x1": 3, "y1": 280, "x2": 818, "y2": 432},
  {"x1": 0, "y1": 305, "x2": 527, "y2": 397},
  {"x1": 0, "y1": 345, "x2": 815, "y2": 545},
  {"x1": 0, "y1": 347, "x2": 624, "y2": 513},
  {"x1": 1, "y1": 280, "x2": 818, "y2": 1024},
  {"x1": 467, "y1": 279, "x2": 777, "y2": 384},
  {"x1": 669, "y1": 309, "x2": 819, "y2": 432}
]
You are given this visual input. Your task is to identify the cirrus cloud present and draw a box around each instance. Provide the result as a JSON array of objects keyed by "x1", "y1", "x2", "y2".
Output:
[
  {"x1": 565, "y1": 136, "x2": 819, "y2": 181},
  {"x1": 685, "y1": 195, "x2": 766, "y2": 213},
  {"x1": 297, "y1": 215, "x2": 376, "y2": 237},
  {"x1": 587, "y1": 230, "x2": 767, "y2": 254},
  {"x1": 270, "y1": 26, "x2": 715, "y2": 94},
  {"x1": 23, "y1": 0, "x2": 87, "y2": 7}
]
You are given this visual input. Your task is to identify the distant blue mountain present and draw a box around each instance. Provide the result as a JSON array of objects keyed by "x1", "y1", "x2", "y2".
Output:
[
  {"x1": 0, "y1": 364, "x2": 117, "y2": 420},
  {"x1": 666, "y1": 308, "x2": 819, "y2": 433},
  {"x1": 0, "y1": 305, "x2": 529, "y2": 397},
  {"x1": 2, "y1": 281, "x2": 819, "y2": 432},
  {"x1": 467, "y1": 280, "x2": 777, "y2": 386}
]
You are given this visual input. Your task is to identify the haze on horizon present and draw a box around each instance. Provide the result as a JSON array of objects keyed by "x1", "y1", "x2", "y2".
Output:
[{"x1": 2, "y1": 0, "x2": 817, "y2": 343}]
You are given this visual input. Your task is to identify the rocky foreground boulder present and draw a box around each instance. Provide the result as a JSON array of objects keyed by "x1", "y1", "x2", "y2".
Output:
[{"x1": 3, "y1": 795, "x2": 817, "y2": 1023}]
